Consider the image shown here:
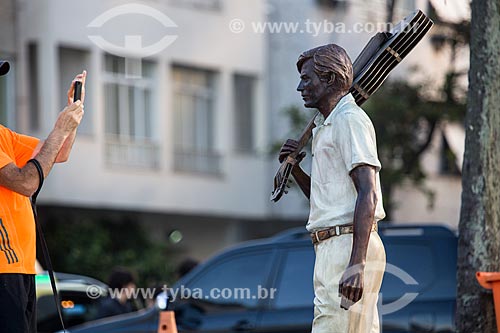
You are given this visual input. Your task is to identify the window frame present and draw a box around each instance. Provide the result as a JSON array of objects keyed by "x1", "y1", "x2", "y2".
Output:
[{"x1": 171, "y1": 65, "x2": 221, "y2": 175}]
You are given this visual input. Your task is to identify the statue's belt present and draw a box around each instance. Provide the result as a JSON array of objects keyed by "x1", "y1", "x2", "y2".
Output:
[{"x1": 311, "y1": 223, "x2": 378, "y2": 245}]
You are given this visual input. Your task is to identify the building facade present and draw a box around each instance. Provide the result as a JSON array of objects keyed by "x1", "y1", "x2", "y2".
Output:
[{"x1": 0, "y1": 0, "x2": 469, "y2": 263}]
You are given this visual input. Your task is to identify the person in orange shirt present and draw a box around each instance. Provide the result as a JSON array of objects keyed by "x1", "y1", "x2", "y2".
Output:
[{"x1": 0, "y1": 60, "x2": 86, "y2": 333}]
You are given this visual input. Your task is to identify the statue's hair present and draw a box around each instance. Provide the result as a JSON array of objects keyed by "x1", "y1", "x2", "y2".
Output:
[{"x1": 297, "y1": 44, "x2": 353, "y2": 93}]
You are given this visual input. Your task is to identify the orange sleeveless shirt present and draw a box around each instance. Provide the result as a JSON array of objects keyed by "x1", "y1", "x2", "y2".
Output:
[{"x1": 0, "y1": 125, "x2": 39, "y2": 274}]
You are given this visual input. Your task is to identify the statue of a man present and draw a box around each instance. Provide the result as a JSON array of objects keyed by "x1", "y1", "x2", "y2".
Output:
[{"x1": 279, "y1": 44, "x2": 386, "y2": 332}]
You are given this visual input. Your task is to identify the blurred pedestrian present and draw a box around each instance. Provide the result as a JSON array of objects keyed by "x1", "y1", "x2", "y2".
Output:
[
  {"x1": 0, "y1": 61, "x2": 86, "y2": 333},
  {"x1": 96, "y1": 267, "x2": 137, "y2": 319}
]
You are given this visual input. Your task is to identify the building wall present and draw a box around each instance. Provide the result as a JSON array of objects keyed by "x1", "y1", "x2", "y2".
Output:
[
  {"x1": 15, "y1": 0, "x2": 273, "y2": 221},
  {"x1": 0, "y1": 0, "x2": 16, "y2": 54},
  {"x1": 0, "y1": 0, "x2": 17, "y2": 128}
]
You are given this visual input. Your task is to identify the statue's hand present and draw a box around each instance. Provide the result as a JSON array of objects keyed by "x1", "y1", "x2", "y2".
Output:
[
  {"x1": 338, "y1": 263, "x2": 364, "y2": 310},
  {"x1": 279, "y1": 139, "x2": 306, "y2": 165},
  {"x1": 279, "y1": 139, "x2": 299, "y2": 163}
]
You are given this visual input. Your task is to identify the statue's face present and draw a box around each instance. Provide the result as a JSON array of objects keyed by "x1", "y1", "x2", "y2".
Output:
[{"x1": 297, "y1": 59, "x2": 330, "y2": 109}]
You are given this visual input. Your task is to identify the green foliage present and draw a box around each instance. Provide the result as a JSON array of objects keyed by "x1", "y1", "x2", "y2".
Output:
[
  {"x1": 43, "y1": 217, "x2": 174, "y2": 287},
  {"x1": 363, "y1": 78, "x2": 465, "y2": 216},
  {"x1": 269, "y1": 106, "x2": 313, "y2": 155}
]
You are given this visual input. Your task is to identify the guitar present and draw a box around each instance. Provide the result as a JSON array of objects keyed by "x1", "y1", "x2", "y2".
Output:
[{"x1": 270, "y1": 9, "x2": 433, "y2": 202}]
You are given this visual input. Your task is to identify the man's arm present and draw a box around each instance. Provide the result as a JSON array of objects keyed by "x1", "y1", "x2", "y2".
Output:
[
  {"x1": 32, "y1": 130, "x2": 77, "y2": 164},
  {"x1": 338, "y1": 164, "x2": 378, "y2": 308},
  {"x1": 0, "y1": 101, "x2": 84, "y2": 197},
  {"x1": 279, "y1": 139, "x2": 311, "y2": 199},
  {"x1": 29, "y1": 70, "x2": 86, "y2": 164}
]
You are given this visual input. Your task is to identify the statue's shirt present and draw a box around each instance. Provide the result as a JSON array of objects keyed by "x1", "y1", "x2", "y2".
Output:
[{"x1": 307, "y1": 93, "x2": 385, "y2": 231}]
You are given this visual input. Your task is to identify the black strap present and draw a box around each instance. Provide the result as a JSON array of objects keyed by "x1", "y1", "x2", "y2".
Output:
[{"x1": 28, "y1": 159, "x2": 66, "y2": 332}]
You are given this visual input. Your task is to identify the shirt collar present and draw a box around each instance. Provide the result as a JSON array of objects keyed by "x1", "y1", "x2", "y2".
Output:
[{"x1": 322, "y1": 93, "x2": 355, "y2": 126}]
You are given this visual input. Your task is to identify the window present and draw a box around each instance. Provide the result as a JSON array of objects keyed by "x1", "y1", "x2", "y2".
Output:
[
  {"x1": 185, "y1": 251, "x2": 273, "y2": 309},
  {"x1": 273, "y1": 248, "x2": 315, "y2": 309},
  {"x1": 59, "y1": 47, "x2": 92, "y2": 134},
  {"x1": 27, "y1": 43, "x2": 40, "y2": 131},
  {"x1": 103, "y1": 54, "x2": 159, "y2": 169},
  {"x1": 233, "y1": 74, "x2": 256, "y2": 153},
  {"x1": 381, "y1": 242, "x2": 435, "y2": 301},
  {"x1": 0, "y1": 58, "x2": 15, "y2": 127},
  {"x1": 172, "y1": 66, "x2": 221, "y2": 175}
]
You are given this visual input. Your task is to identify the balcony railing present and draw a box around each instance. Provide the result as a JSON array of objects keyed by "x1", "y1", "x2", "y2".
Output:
[
  {"x1": 173, "y1": 149, "x2": 222, "y2": 176},
  {"x1": 105, "y1": 136, "x2": 160, "y2": 169}
]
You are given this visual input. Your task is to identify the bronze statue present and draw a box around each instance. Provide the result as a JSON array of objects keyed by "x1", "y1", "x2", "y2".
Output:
[
  {"x1": 274, "y1": 10, "x2": 434, "y2": 333},
  {"x1": 279, "y1": 44, "x2": 386, "y2": 332},
  {"x1": 271, "y1": 10, "x2": 433, "y2": 202}
]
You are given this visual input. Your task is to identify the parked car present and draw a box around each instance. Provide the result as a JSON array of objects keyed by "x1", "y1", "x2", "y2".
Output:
[
  {"x1": 36, "y1": 272, "x2": 108, "y2": 333},
  {"x1": 63, "y1": 224, "x2": 457, "y2": 333}
]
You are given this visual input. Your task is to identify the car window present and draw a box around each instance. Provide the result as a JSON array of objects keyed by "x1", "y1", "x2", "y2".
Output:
[
  {"x1": 37, "y1": 290, "x2": 102, "y2": 332},
  {"x1": 273, "y1": 247, "x2": 315, "y2": 309},
  {"x1": 185, "y1": 250, "x2": 273, "y2": 309},
  {"x1": 381, "y1": 241, "x2": 435, "y2": 300}
]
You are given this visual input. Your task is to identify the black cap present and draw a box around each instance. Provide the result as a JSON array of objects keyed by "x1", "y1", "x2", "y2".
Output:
[{"x1": 0, "y1": 61, "x2": 10, "y2": 76}]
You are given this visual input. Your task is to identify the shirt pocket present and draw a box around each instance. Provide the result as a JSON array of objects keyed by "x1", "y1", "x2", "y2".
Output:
[{"x1": 311, "y1": 146, "x2": 344, "y2": 185}]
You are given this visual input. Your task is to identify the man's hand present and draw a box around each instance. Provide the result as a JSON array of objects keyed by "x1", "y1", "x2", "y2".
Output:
[
  {"x1": 338, "y1": 263, "x2": 365, "y2": 310},
  {"x1": 279, "y1": 139, "x2": 306, "y2": 164},
  {"x1": 53, "y1": 70, "x2": 87, "y2": 163},
  {"x1": 67, "y1": 71, "x2": 86, "y2": 105},
  {"x1": 53, "y1": 101, "x2": 84, "y2": 138}
]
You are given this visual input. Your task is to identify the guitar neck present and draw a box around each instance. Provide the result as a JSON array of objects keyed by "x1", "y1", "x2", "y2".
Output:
[{"x1": 289, "y1": 111, "x2": 319, "y2": 159}]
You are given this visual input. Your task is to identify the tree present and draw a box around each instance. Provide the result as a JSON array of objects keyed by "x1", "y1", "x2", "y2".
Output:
[
  {"x1": 363, "y1": 78, "x2": 465, "y2": 218},
  {"x1": 40, "y1": 210, "x2": 175, "y2": 288},
  {"x1": 456, "y1": 0, "x2": 500, "y2": 331}
]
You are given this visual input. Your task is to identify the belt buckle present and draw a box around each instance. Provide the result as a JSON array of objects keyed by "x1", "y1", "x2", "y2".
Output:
[
  {"x1": 335, "y1": 225, "x2": 340, "y2": 236},
  {"x1": 315, "y1": 231, "x2": 320, "y2": 243}
]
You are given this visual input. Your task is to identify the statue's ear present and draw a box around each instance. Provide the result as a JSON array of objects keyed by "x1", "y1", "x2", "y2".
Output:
[{"x1": 327, "y1": 73, "x2": 336, "y2": 86}]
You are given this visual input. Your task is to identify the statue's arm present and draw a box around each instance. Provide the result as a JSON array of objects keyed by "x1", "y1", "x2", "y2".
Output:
[
  {"x1": 279, "y1": 139, "x2": 311, "y2": 200},
  {"x1": 291, "y1": 165, "x2": 311, "y2": 200}
]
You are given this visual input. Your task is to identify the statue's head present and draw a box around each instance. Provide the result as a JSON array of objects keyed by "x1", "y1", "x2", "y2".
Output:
[{"x1": 296, "y1": 44, "x2": 353, "y2": 109}]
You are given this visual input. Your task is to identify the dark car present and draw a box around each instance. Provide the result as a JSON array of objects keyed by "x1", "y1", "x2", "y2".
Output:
[
  {"x1": 37, "y1": 273, "x2": 108, "y2": 332},
  {"x1": 64, "y1": 224, "x2": 457, "y2": 333}
]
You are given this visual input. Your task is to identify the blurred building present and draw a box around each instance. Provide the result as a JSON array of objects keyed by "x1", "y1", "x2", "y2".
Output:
[
  {"x1": 0, "y1": 0, "x2": 468, "y2": 261},
  {"x1": 2, "y1": 0, "x2": 281, "y2": 261}
]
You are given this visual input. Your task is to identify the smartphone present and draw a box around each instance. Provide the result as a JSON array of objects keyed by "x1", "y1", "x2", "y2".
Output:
[{"x1": 73, "y1": 81, "x2": 82, "y2": 102}]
